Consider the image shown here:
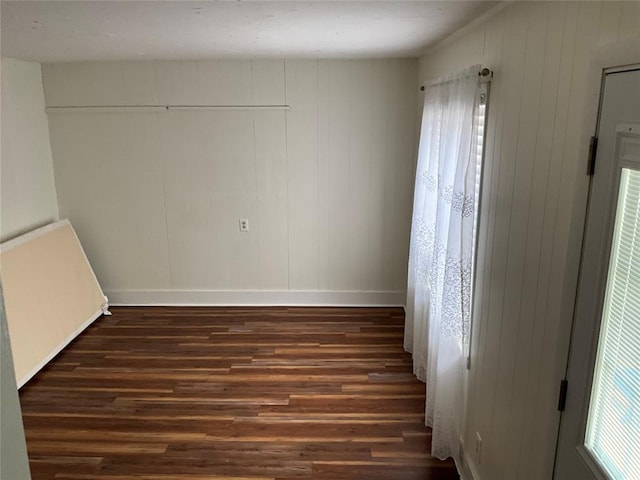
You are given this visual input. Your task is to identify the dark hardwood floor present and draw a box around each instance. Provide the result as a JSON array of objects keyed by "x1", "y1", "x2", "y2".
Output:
[{"x1": 19, "y1": 306, "x2": 459, "y2": 480}]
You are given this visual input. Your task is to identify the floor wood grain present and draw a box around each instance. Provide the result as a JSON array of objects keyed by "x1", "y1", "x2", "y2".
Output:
[{"x1": 19, "y1": 307, "x2": 459, "y2": 480}]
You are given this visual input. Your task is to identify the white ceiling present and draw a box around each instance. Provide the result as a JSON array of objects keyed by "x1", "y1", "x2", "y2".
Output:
[{"x1": 1, "y1": 1, "x2": 499, "y2": 63}]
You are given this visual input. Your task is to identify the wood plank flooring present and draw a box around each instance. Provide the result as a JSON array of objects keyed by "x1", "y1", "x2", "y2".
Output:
[{"x1": 19, "y1": 307, "x2": 459, "y2": 480}]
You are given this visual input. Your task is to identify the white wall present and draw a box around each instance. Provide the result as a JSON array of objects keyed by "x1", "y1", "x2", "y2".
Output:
[
  {"x1": 1, "y1": 58, "x2": 58, "y2": 242},
  {"x1": 0, "y1": 284, "x2": 31, "y2": 480},
  {"x1": 418, "y1": 2, "x2": 640, "y2": 479},
  {"x1": 42, "y1": 59, "x2": 417, "y2": 305}
]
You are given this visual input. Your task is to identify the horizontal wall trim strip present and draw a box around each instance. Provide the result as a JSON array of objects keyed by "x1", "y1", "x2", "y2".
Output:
[
  {"x1": 105, "y1": 290, "x2": 406, "y2": 307},
  {"x1": 45, "y1": 105, "x2": 291, "y2": 114}
]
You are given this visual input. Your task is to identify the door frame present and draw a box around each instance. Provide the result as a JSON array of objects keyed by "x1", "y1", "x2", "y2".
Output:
[
  {"x1": 553, "y1": 64, "x2": 640, "y2": 479},
  {"x1": 551, "y1": 39, "x2": 640, "y2": 416}
]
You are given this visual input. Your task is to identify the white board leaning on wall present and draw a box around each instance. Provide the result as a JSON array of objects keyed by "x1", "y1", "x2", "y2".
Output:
[{"x1": 0, "y1": 219, "x2": 110, "y2": 387}]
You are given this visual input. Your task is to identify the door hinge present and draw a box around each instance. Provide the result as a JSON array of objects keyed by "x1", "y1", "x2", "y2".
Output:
[
  {"x1": 558, "y1": 379, "x2": 568, "y2": 411},
  {"x1": 587, "y1": 136, "x2": 598, "y2": 176}
]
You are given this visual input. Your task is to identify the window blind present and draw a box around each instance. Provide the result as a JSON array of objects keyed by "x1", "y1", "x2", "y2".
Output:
[
  {"x1": 586, "y1": 167, "x2": 640, "y2": 479},
  {"x1": 467, "y1": 83, "x2": 488, "y2": 366}
]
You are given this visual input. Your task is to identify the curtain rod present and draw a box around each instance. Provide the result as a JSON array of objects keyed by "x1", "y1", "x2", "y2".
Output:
[
  {"x1": 45, "y1": 105, "x2": 291, "y2": 114},
  {"x1": 419, "y1": 67, "x2": 493, "y2": 91}
]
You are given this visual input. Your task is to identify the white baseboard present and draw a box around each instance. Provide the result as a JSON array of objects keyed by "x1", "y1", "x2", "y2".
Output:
[
  {"x1": 459, "y1": 438, "x2": 481, "y2": 480},
  {"x1": 17, "y1": 308, "x2": 103, "y2": 388},
  {"x1": 105, "y1": 289, "x2": 406, "y2": 307}
]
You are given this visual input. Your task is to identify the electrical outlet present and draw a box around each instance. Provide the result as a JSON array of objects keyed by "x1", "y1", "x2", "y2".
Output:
[
  {"x1": 239, "y1": 218, "x2": 249, "y2": 232},
  {"x1": 475, "y1": 432, "x2": 482, "y2": 463}
]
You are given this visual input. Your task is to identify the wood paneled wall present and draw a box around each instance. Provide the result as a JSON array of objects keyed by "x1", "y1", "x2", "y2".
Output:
[
  {"x1": 43, "y1": 59, "x2": 417, "y2": 305},
  {"x1": 418, "y1": 2, "x2": 640, "y2": 479}
]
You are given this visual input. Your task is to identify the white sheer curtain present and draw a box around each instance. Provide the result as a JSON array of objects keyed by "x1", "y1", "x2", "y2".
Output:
[{"x1": 405, "y1": 65, "x2": 482, "y2": 466}]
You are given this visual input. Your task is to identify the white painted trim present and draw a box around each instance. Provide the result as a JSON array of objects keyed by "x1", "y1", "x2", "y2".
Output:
[
  {"x1": 457, "y1": 437, "x2": 480, "y2": 480},
  {"x1": 463, "y1": 449, "x2": 481, "y2": 480},
  {"x1": 105, "y1": 289, "x2": 406, "y2": 307},
  {"x1": 17, "y1": 308, "x2": 103, "y2": 388}
]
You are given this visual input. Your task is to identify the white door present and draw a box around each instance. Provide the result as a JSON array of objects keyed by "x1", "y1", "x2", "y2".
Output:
[{"x1": 554, "y1": 67, "x2": 640, "y2": 480}]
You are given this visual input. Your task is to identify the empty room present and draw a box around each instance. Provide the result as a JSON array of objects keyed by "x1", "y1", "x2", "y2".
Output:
[{"x1": 1, "y1": 1, "x2": 639, "y2": 479}]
